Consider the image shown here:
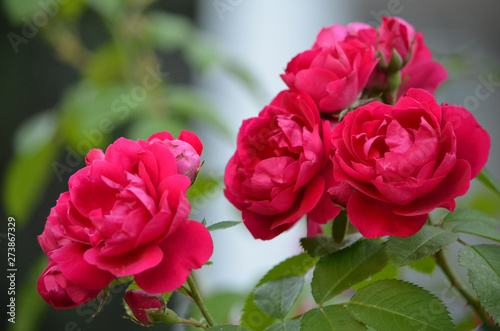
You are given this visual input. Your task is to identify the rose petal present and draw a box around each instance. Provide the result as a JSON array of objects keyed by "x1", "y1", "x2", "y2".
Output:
[
  {"x1": 50, "y1": 243, "x2": 114, "y2": 289},
  {"x1": 441, "y1": 105, "x2": 490, "y2": 178},
  {"x1": 347, "y1": 191, "x2": 427, "y2": 238},
  {"x1": 134, "y1": 221, "x2": 213, "y2": 294}
]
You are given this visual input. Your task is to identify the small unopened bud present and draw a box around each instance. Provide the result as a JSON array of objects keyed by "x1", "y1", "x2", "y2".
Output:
[
  {"x1": 386, "y1": 48, "x2": 404, "y2": 73},
  {"x1": 123, "y1": 289, "x2": 166, "y2": 325},
  {"x1": 170, "y1": 140, "x2": 201, "y2": 180},
  {"x1": 147, "y1": 306, "x2": 181, "y2": 325}
]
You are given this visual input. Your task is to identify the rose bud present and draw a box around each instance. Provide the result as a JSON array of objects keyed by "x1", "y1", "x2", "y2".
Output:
[
  {"x1": 123, "y1": 289, "x2": 180, "y2": 325},
  {"x1": 38, "y1": 260, "x2": 101, "y2": 309}
]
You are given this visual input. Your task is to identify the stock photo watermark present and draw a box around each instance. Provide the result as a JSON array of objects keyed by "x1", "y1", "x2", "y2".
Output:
[
  {"x1": 366, "y1": 0, "x2": 412, "y2": 26},
  {"x1": 458, "y1": 74, "x2": 500, "y2": 112},
  {"x1": 6, "y1": 217, "x2": 16, "y2": 324},
  {"x1": 213, "y1": 0, "x2": 244, "y2": 21},
  {"x1": 7, "y1": 0, "x2": 69, "y2": 53}
]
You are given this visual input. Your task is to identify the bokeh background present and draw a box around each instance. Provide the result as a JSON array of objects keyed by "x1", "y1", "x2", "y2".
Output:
[{"x1": 1, "y1": 0, "x2": 499, "y2": 330}]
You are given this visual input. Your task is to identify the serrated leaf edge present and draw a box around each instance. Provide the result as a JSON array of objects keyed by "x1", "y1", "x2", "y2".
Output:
[
  {"x1": 387, "y1": 226, "x2": 458, "y2": 267},
  {"x1": 458, "y1": 245, "x2": 500, "y2": 323},
  {"x1": 241, "y1": 254, "x2": 318, "y2": 329},
  {"x1": 348, "y1": 279, "x2": 453, "y2": 331},
  {"x1": 312, "y1": 240, "x2": 387, "y2": 304}
]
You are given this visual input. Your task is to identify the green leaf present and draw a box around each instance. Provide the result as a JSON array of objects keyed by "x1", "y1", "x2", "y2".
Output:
[
  {"x1": 476, "y1": 168, "x2": 500, "y2": 198},
  {"x1": 241, "y1": 295, "x2": 275, "y2": 331},
  {"x1": 352, "y1": 261, "x2": 398, "y2": 291},
  {"x1": 459, "y1": 245, "x2": 500, "y2": 324},
  {"x1": 300, "y1": 305, "x2": 366, "y2": 331},
  {"x1": 312, "y1": 239, "x2": 387, "y2": 304},
  {"x1": 256, "y1": 254, "x2": 319, "y2": 287},
  {"x1": 332, "y1": 210, "x2": 349, "y2": 245},
  {"x1": 300, "y1": 233, "x2": 362, "y2": 257},
  {"x1": 443, "y1": 208, "x2": 499, "y2": 226},
  {"x1": 347, "y1": 279, "x2": 454, "y2": 331},
  {"x1": 264, "y1": 320, "x2": 300, "y2": 331},
  {"x1": 451, "y1": 222, "x2": 500, "y2": 242},
  {"x1": 386, "y1": 225, "x2": 459, "y2": 267},
  {"x1": 473, "y1": 325, "x2": 500, "y2": 331},
  {"x1": 206, "y1": 221, "x2": 242, "y2": 232},
  {"x1": 241, "y1": 254, "x2": 318, "y2": 331},
  {"x1": 254, "y1": 277, "x2": 304, "y2": 319},
  {"x1": 408, "y1": 256, "x2": 437, "y2": 274},
  {"x1": 207, "y1": 325, "x2": 250, "y2": 331},
  {"x1": 3, "y1": 141, "x2": 59, "y2": 227},
  {"x1": 443, "y1": 208, "x2": 500, "y2": 242}
]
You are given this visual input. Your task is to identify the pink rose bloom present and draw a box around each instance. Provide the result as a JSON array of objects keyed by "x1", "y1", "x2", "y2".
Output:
[
  {"x1": 123, "y1": 289, "x2": 164, "y2": 325},
  {"x1": 331, "y1": 89, "x2": 490, "y2": 238},
  {"x1": 38, "y1": 131, "x2": 213, "y2": 304},
  {"x1": 313, "y1": 22, "x2": 376, "y2": 49},
  {"x1": 397, "y1": 33, "x2": 448, "y2": 97},
  {"x1": 367, "y1": 17, "x2": 447, "y2": 99},
  {"x1": 224, "y1": 90, "x2": 340, "y2": 240},
  {"x1": 378, "y1": 17, "x2": 416, "y2": 66},
  {"x1": 281, "y1": 38, "x2": 378, "y2": 113},
  {"x1": 37, "y1": 260, "x2": 101, "y2": 309}
]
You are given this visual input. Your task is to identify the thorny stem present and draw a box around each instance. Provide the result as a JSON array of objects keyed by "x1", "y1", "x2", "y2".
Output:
[
  {"x1": 187, "y1": 274, "x2": 217, "y2": 327},
  {"x1": 434, "y1": 249, "x2": 491, "y2": 324}
]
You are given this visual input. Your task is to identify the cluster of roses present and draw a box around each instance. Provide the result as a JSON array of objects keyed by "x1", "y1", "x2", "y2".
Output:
[
  {"x1": 224, "y1": 17, "x2": 490, "y2": 240},
  {"x1": 37, "y1": 131, "x2": 213, "y2": 309}
]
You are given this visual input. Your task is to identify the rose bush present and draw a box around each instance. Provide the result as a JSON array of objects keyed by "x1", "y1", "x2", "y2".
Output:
[
  {"x1": 224, "y1": 89, "x2": 340, "y2": 240},
  {"x1": 35, "y1": 16, "x2": 498, "y2": 330},
  {"x1": 330, "y1": 88, "x2": 490, "y2": 237},
  {"x1": 38, "y1": 131, "x2": 213, "y2": 307}
]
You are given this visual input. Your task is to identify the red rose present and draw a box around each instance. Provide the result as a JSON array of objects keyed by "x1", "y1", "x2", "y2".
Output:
[
  {"x1": 224, "y1": 90, "x2": 340, "y2": 240},
  {"x1": 331, "y1": 89, "x2": 490, "y2": 238},
  {"x1": 281, "y1": 38, "x2": 378, "y2": 113},
  {"x1": 313, "y1": 22, "x2": 376, "y2": 49},
  {"x1": 378, "y1": 17, "x2": 416, "y2": 66},
  {"x1": 38, "y1": 131, "x2": 213, "y2": 303},
  {"x1": 366, "y1": 17, "x2": 447, "y2": 99},
  {"x1": 397, "y1": 32, "x2": 448, "y2": 97},
  {"x1": 37, "y1": 260, "x2": 101, "y2": 309}
]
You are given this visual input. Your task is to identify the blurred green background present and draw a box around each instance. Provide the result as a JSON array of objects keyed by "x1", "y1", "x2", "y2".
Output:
[
  {"x1": 0, "y1": 0, "x2": 257, "y2": 330},
  {"x1": 1, "y1": 1, "x2": 499, "y2": 330}
]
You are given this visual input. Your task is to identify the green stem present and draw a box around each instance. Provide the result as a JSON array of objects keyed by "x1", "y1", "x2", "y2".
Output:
[
  {"x1": 434, "y1": 249, "x2": 491, "y2": 324},
  {"x1": 178, "y1": 317, "x2": 209, "y2": 329},
  {"x1": 187, "y1": 274, "x2": 216, "y2": 327}
]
